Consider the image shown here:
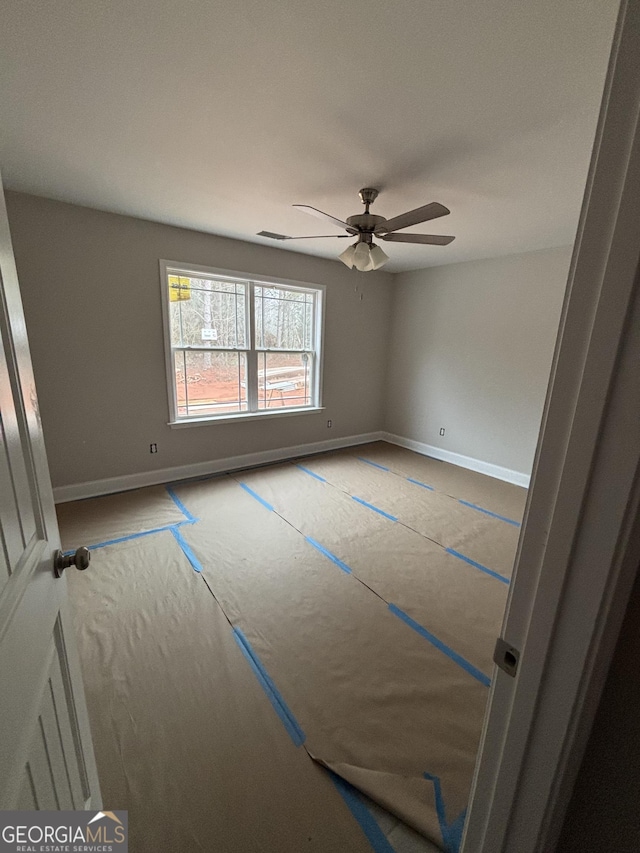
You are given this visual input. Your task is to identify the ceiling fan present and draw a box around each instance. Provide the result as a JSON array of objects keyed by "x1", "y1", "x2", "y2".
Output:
[{"x1": 257, "y1": 188, "x2": 455, "y2": 271}]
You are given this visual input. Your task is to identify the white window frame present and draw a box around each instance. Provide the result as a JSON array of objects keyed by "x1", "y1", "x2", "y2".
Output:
[{"x1": 160, "y1": 260, "x2": 325, "y2": 426}]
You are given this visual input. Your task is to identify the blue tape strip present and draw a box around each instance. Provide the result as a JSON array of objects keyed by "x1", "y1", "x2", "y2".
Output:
[
  {"x1": 458, "y1": 499, "x2": 520, "y2": 527},
  {"x1": 171, "y1": 526, "x2": 203, "y2": 573},
  {"x1": 351, "y1": 496, "x2": 397, "y2": 522},
  {"x1": 445, "y1": 810, "x2": 467, "y2": 853},
  {"x1": 423, "y1": 771, "x2": 467, "y2": 853},
  {"x1": 328, "y1": 771, "x2": 396, "y2": 853},
  {"x1": 63, "y1": 520, "x2": 194, "y2": 556},
  {"x1": 166, "y1": 486, "x2": 198, "y2": 523},
  {"x1": 406, "y1": 476, "x2": 435, "y2": 491},
  {"x1": 239, "y1": 482, "x2": 274, "y2": 512},
  {"x1": 446, "y1": 548, "x2": 510, "y2": 585},
  {"x1": 388, "y1": 604, "x2": 490, "y2": 687},
  {"x1": 357, "y1": 457, "x2": 390, "y2": 472},
  {"x1": 232, "y1": 628, "x2": 305, "y2": 747},
  {"x1": 296, "y1": 464, "x2": 327, "y2": 482},
  {"x1": 306, "y1": 537, "x2": 352, "y2": 574}
]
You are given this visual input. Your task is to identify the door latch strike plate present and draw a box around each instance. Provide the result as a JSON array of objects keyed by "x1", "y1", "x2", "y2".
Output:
[{"x1": 494, "y1": 637, "x2": 520, "y2": 677}]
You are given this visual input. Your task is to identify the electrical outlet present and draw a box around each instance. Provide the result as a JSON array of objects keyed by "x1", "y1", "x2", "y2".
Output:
[
  {"x1": 150, "y1": 443, "x2": 158, "y2": 453},
  {"x1": 439, "y1": 428, "x2": 445, "y2": 437},
  {"x1": 327, "y1": 419, "x2": 332, "y2": 428}
]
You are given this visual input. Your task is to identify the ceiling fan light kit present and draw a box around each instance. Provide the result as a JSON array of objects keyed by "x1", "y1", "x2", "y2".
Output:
[
  {"x1": 260, "y1": 188, "x2": 455, "y2": 271},
  {"x1": 339, "y1": 240, "x2": 389, "y2": 271},
  {"x1": 338, "y1": 244, "x2": 356, "y2": 268},
  {"x1": 369, "y1": 243, "x2": 389, "y2": 270}
]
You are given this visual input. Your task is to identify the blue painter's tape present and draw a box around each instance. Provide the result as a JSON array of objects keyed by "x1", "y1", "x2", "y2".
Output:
[
  {"x1": 458, "y1": 499, "x2": 520, "y2": 527},
  {"x1": 357, "y1": 457, "x2": 390, "y2": 472},
  {"x1": 423, "y1": 771, "x2": 467, "y2": 853},
  {"x1": 446, "y1": 548, "x2": 510, "y2": 585},
  {"x1": 166, "y1": 486, "x2": 198, "y2": 523},
  {"x1": 352, "y1": 495, "x2": 397, "y2": 522},
  {"x1": 232, "y1": 628, "x2": 305, "y2": 747},
  {"x1": 328, "y1": 771, "x2": 396, "y2": 853},
  {"x1": 306, "y1": 537, "x2": 352, "y2": 574},
  {"x1": 388, "y1": 604, "x2": 490, "y2": 687},
  {"x1": 406, "y1": 477, "x2": 435, "y2": 491},
  {"x1": 296, "y1": 464, "x2": 327, "y2": 482},
  {"x1": 239, "y1": 482, "x2": 274, "y2": 512},
  {"x1": 63, "y1": 520, "x2": 194, "y2": 556},
  {"x1": 171, "y1": 526, "x2": 203, "y2": 573},
  {"x1": 446, "y1": 810, "x2": 467, "y2": 853}
]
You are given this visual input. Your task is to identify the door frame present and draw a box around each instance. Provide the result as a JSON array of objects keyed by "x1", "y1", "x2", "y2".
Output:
[{"x1": 462, "y1": 1, "x2": 640, "y2": 850}]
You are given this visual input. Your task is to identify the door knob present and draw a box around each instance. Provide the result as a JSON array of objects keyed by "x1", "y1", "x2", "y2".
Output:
[{"x1": 54, "y1": 546, "x2": 91, "y2": 578}]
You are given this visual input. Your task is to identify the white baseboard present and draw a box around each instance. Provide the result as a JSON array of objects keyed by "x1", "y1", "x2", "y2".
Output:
[
  {"x1": 53, "y1": 431, "x2": 386, "y2": 503},
  {"x1": 53, "y1": 429, "x2": 530, "y2": 502},
  {"x1": 381, "y1": 432, "x2": 531, "y2": 488}
]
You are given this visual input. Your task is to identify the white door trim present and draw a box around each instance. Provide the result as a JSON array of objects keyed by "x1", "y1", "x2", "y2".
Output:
[{"x1": 463, "y1": 1, "x2": 640, "y2": 850}]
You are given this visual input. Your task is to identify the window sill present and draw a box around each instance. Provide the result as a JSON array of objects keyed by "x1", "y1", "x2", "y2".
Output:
[{"x1": 168, "y1": 406, "x2": 325, "y2": 428}]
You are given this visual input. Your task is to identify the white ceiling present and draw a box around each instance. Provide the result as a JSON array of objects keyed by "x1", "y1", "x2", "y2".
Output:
[{"x1": 1, "y1": 0, "x2": 619, "y2": 272}]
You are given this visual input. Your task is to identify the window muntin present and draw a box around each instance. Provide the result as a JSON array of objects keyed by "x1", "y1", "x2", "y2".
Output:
[{"x1": 163, "y1": 265, "x2": 322, "y2": 422}]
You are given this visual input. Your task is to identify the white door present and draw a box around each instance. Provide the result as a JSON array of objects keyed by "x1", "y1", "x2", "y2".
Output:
[{"x1": 0, "y1": 175, "x2": 100, "y2": 810}]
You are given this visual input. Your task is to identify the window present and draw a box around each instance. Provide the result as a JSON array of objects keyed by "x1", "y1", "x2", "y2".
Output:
[{"x1": 160, "y1": 262, "x2": 324, "y2": 424}]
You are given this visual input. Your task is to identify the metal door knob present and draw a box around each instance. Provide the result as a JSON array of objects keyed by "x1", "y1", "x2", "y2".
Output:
[{"x1": 54, "y1": 546, "x2": 91, "y2": 578}]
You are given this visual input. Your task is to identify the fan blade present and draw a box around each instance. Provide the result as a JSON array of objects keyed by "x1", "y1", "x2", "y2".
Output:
[
  {"x1": 258, "y1": 230, "x2": 351, "y2": 240},
  {"x1": 378, "y1": 202, "x2": 450, "y2": 234},
  {"x1": 293, "y1": 204, "x2": 358, "y2": 234},
  {"x1": 380, "y1": 233, "x2": 455, "y2": 245}
]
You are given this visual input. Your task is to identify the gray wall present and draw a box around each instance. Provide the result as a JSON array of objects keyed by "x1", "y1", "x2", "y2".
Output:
[
  {"x1": 5, "y1": 192, "x2": 393, "y2": 489},
  {"x1": 384, "y1": 247, "x2": 572, "y2": 475},
  {"x1": 6, "y1": 190, "x2": 573, "y2": 490}
]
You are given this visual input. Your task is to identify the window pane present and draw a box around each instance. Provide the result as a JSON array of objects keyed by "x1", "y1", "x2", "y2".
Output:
[
  {"x1": 175, "y1": 350, "x2": 187, "y2": 417},
  {"x1": 255, "y1": 286, "x2": 313, "y2": 350},
  {"x1": 257, "y1": 352, "x2": 313, "y2": 410},
  {"x1": 169, "y1": 278, "x2": 246, "y2": 348},
  {"x1": 170, "y1": 300, "x2": 184, "y2": 346},
  {"x1": 176, "y1": 350, "x2": 247, "y2": 417}
]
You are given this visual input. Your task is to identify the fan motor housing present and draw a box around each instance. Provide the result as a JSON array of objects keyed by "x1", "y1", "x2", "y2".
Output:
[{"x1": 346, "y1": 213, "x2": 387, "y2": 233}]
